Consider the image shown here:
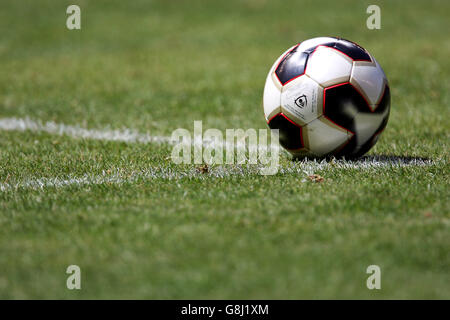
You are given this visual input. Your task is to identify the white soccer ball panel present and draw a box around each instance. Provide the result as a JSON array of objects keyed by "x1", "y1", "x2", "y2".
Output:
[
  {"x1": 306, "y1": 46, "x2": 353, "y2": 87},
  {"x1": 297, "y1": 37, "x2": 337, "y2": 52},
  {"x1": 304, "y1": 117, "x2": 350, "y2": 156},
  {"x1": 280, "y1": 75, "x2": 323, "y2": 126},
  {"x1": 263, "y1": 72, "x2": 281, "y2": 121},
  {"x1": 350, "y1": 59, "x2": 387, "y2": 110}
]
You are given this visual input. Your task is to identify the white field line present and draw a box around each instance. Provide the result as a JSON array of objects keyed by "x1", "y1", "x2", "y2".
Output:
[
  {"x1": 0, "y1": 117, "x2": 172, "y2": 144},
  {"x1": 0, "y1": 158, "x2": 434, "y2": 192},
  {"x1": 0, "y1": 117, "x2": 435, "y2": 191},
  {"x1": 0, "y1": 117, "x2": 276, "y2": 151}
]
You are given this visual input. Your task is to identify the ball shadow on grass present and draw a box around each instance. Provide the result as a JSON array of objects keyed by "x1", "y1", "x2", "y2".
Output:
[{"x1": 292, "y1": 154, "x2": 432, "y2": 165}]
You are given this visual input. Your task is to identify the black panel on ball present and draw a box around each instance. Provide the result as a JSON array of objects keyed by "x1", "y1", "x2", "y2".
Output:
[
  {"x1": 332, "y1": 39, "x2": 372, "y2": 61},
  {"x1": 374, "y1": 85, "x2": 390, "y2": 114},
  {"x1": 324, "y1": 83, "x2": 390, "y2": 158},
  {"x1": 350, "y1": 89, "x2": 390, "y2": 158},
  {"x1": 267, "y1": 114, "x2": 303, "y2": 150},
  {"x1": 300, "y1": 37, "x2": 371, "y2": 61},
  {"x1": 323, "y1": 83, "x2": 369, "y2": 158},
  {"x1": 323, "y1": 83, "x2": 370, "y2": 134},
  {"x1": 275, "y1": 46, "x2": 309, "y2": 85},
  {"x1": 350, "y1": 115, "x2": 389, "y2": 158},
  {"x1": 333, "y1": 136, "x2": 357, "y2": 159}
]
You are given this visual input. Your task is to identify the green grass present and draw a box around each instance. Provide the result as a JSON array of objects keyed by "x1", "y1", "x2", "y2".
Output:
[{"x1": 0, "y1": 0, "x2": 449, "y2": 299}]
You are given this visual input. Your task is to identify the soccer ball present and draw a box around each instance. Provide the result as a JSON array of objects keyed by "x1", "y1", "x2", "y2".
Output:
[{"x1": 263, "y1": 37, "x2": 390, "y2": 158}]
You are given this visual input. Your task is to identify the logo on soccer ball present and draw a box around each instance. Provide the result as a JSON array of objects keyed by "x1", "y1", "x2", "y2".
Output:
[{"x1": 294, "y1": 95, "x2": 307, "y2": 109}]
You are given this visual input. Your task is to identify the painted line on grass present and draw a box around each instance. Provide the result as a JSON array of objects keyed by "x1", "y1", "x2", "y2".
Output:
[
  {"x1": 0, "y1": 117, "x2": 435, "y2": 192},
  {"x1": 0, "y1": 157, "x2": 434, "y2": 192},
  {"x1": 0, "y1": 117, "x2": 172, "y2": 144},
  {"x1": 0, "y1": 117, "x2": 278, "y2": 152}
]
